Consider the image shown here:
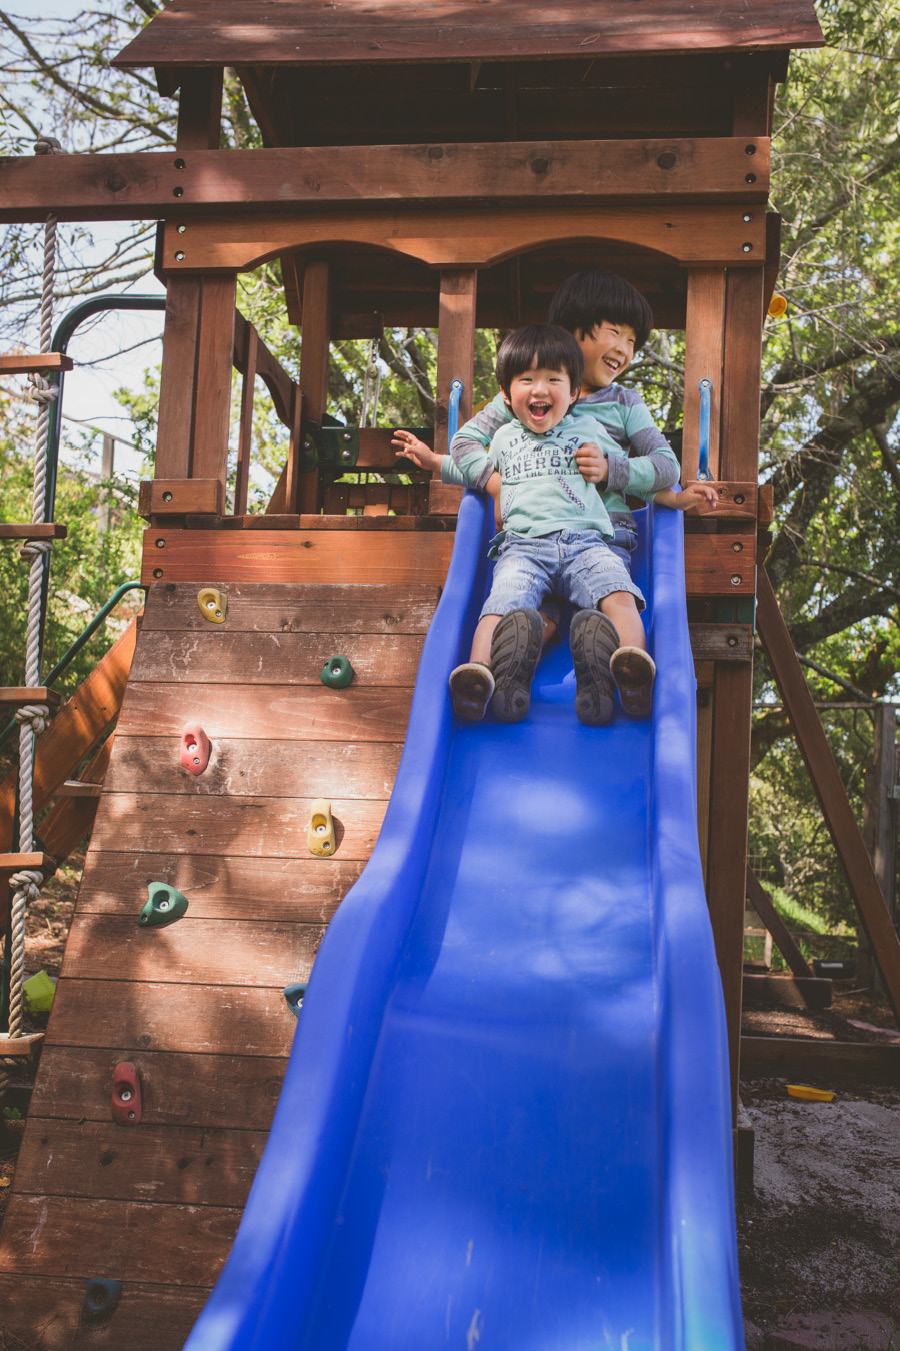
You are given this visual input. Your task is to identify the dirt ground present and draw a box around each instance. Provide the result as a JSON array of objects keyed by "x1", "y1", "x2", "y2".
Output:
[
  {"x1": 740, "y1": 989, "x2": 900, "y2": 1350},
  {"x1": 2, "y1": 859, "x2": 899, "y2": 1349}
]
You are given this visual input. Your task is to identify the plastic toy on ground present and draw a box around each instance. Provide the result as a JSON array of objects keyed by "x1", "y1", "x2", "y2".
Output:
[{"x1": 184, "y1": 491, "x2": 743, "y2": 1351}]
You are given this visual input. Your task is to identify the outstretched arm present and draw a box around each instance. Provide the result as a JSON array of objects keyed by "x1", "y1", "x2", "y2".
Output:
[{"x1": 392, "y1": 428, "x2": 443, "y2": 474}]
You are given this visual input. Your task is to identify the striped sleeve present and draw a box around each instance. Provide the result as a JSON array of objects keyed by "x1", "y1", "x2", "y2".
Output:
[
  {"x1": 603, "y1": 393, "x2": 681, "y2": 499},
  {"x1": 449, "y1": 393, "x2": 511, "y2": 492}
]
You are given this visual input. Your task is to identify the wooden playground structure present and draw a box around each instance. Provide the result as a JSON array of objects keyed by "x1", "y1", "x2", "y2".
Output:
[{"x1": 1, "y1": 0, "x2": 899, "y2": 1344}]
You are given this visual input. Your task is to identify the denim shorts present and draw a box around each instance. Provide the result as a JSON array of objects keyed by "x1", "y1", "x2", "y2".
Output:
[{"x1": 480, "y1": 529, "x2": 645, "y2": 620}]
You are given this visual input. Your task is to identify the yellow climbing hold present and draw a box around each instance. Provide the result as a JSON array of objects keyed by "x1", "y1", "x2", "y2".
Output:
[
  {"x1": 198, "y1": 587, "x2": 227, "y2": 623},
  {"x1": 308, "y1": 799, "x2": 336, "y2": 857},
  {"x1": 786, "y1": 1084, "x2": 834, "y2": 1102},
  {"x1": 767, "y1": 293, "x2": 788, "y2": 318}
]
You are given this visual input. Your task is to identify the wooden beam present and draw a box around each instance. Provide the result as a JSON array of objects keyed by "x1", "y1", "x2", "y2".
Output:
[
  {"x1": 683, "y1": 269, "x2": 725, "y2": 481},
  {"x1": 0, "y1": 354, "x2": 73, "y2": 375},
  {"x1": 434, "y1": 270, "x2": 477, "y2": 462},
  {"x1": 756, "y1": 566, "x2": 900, "y2": 1024},
  {"x1": 159, "y1": 202, "x2": 767, "y2": 276},
  {"x1": 191, "y1": 274, "x2": 236, "y2": 484},
  {"x1": 232, "y1": 310, "x2": 295, "y2": 427},
  {"x1": 0, "y1": 139, "x2": 772, "y2": 224},
  {"x1": 296, "y1": 259, "x2": 331, "y2": 514},
  {"x1": 141, "y1": 528, "x2": 454, "y2": 588},
  {"x1": 741, "y1": 1036, "x2": 900, "y2": 1084},
  {"x1": 745, "y1": 866, "x2": 813, "y2": 978},
  {"x1": 175, "y1": 69, "x2": 224, "y2": 152}
]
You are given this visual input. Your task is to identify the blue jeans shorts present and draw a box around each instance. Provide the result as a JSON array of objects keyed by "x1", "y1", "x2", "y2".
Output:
[{"x1": 480, "y1": 528, "x2": 645, "y2": 620}]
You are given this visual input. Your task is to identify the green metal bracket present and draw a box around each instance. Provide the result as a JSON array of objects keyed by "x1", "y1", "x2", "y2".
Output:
[
  {"x1": 302, "y1": 423, "x2": 357, "y2": 470},
  {"x1": 711, "y1": 597, "x2": 757, "y2": 630},
  {"x1": 138, "y1": 883, "x2": 188, "y2": 928}
]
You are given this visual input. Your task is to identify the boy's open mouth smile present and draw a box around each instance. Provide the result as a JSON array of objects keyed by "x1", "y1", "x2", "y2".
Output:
[{"x1": 528, "y1": 401, "x2": 552, "y2": 420}]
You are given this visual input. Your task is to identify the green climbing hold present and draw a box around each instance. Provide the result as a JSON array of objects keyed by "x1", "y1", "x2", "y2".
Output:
[
  {"x1": 138, "y1": 883, "x2": 189, "y2": 928},
  {"x1": 23, "y1": 969, "x2": 56, "y2": 1014},
  {"x1": 320, "y1": 654, "x2": 354, "y2": 689}
]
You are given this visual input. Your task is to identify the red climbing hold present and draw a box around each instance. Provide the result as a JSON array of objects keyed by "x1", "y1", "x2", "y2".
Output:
[
  {"x1": 111, "y1": 1062, "x2": 142, "y2": 1126},
  {"x1": 180, "y1": 722, "x2": 211, "y2": 775}
]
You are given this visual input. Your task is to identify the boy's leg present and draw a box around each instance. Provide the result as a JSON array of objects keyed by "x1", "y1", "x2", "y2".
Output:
[
  {"x1": 562, "y1": 532, "x2": 655, "y2": 720},
  {"x1": 449, "y1": 537, "x2": 553, "y2": 722}
]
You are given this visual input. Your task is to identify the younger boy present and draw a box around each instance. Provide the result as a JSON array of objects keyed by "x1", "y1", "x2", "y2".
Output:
[{"x1": 395, "y1": 323, "x2": 655, "y2": 726}]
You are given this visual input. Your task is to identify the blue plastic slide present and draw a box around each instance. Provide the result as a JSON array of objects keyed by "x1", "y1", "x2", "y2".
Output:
[{"x1": 185, "y1": 492, "x2": 744, "y2": 1351}]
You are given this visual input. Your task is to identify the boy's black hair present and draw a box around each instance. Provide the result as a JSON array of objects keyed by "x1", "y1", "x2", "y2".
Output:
[
  {"x1": 495, "y1": 323, "x2": 584, "y2": 399},
  {"x1": 547, "y1": 272, "x2": 654, "y2": 349}
]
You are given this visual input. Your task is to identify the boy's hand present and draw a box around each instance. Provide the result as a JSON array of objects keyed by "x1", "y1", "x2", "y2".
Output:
[
  {"x1": 574, "y1": 442, "x2": 609, "y2": 486},
  {"x1": 674, "y1": 481, "x2": 720, "y2": 512},
  {"x1": 393, "y1": 429, "x2": 442, "y2": 473}
]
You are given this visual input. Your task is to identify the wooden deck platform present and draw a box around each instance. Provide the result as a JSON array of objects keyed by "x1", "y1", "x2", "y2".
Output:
[{"x1": 0, "y1": 578, "x2": 442, "y2": 1349}]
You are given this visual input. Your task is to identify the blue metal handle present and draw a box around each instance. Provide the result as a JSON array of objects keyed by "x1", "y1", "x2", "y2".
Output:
[
  {"x1": 697, "y1": 379, "x2": 711, "y2": 481},
  {"x1": 448, "y1": 379, "x2": 464, "y2": 443}
]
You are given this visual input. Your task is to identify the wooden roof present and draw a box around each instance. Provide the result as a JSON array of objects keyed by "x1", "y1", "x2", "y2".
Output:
[{"x1": 114, "y1": 0, "x2": 824, "y2": 70}]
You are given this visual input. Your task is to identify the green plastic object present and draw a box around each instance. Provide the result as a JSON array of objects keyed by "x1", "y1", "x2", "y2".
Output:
[
  {"x1": 23, "y1": 970, "x2": 56, "y2": 1014},
  {"x1": 320, "y1": 655, "x2": 354, "y2": 689},
  {"x1": 138, "y1": 883, "x2": 188, "y2": 928}
]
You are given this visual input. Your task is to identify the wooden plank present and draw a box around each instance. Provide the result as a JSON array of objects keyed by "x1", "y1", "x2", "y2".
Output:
[
  {"x1": 756, "y1": 566, "x2": 900, "y2": 1024},
  {"x1": 156, "y1": 276, "x2": 200, "y2": 479},
  {"x1": 13, "y1": 1119, "x2": 267, "y2": 1208},
  {"x1": 160, "y1": 202, "x2": 768, "y2": 274},
  {"x1": 234, "y1": 320, "x2": 257, "y2": 515},
  {"x1": 112, "y1": 1, "x2": 825, "y2": 69},
  {"x1": 742, "y1": 971, "x2": 831, "y2": 1011},
  {"x1": 0, "y1": 522, "x2": 66, "y2": 539},
  {"x1": 436, "y1": 269, "x2": 477, "y2": 461},
  {"x1": 191, "y1": 273, "x2": 236, "y2": 483},
  {"x1": 0, "y1": 139, "x2": 773, "y2": 223},
  {"x1": 30, "y1": 1045, "x2": 287, "y2": 1129},
  {"x1": 0, "y1": 353, "x2": 73, "y2": 373},
  {"x1": 0, "y1": 1275, "x2": 208, "y2": 1351},
  {"x1": 688, "y1": 623, "x2": 753, "y2": 662},
  {"x1": 139, "y1": 478, "x2": 225, "y2": 518},
  {"x1": 40, "y1": 735, "x2": 114, "y2": 866},
  {"x1": 88, "y1": 793, "x2": 388, "y2": 861},
  {"x1": 140, "y1": 581, "x2": 438, "y2": 635},
  {"x1": 46, "y1": 979, "x2": 296, "y2": 1056},
  {"x1": 0, "y1": 686, "x2": 61, "y2": 707},
  {"x1": 721, "y1": 267, "x2": 765, "y2": 477},
  {"x1": 706, "y1": 661, "x2": 754, "y2": 1110},
  {"x1": 141, "y1": 527, "x2": 455, "y2": 587},
  {"x1": 746, "y1": 865, "x2": 813, "y2": 978},
  {"x1": 233, "y1": 309, "x2": 295, "y2": 426},
  {"x1": 0, "y1": 1194, "x2": 238, "y2": 1285},
  {"x1": 683, "y1": 268, "x2": 725, "y2": 481},
  {"x1": 115, "y1": 682, "x2": 413, "y2": 744},
  {"x1": 105, "y1": 737, "x2": 404, "y2": 799},
  {"x1": 175, "y1": 67, "x2": 223, "y2": 151},
  {"x1": 128, "y1": 630, "x2": 424, "y2": 686},
  {"x1": 73, "y1": 852, "x2": 364, "y2": 924},
  {"x1": 683, "y1": 532, "x2": 756, "y2": 595},
  {"x1": 61, "y1": 913, "x2": 325, "y2": 988},
  {"x1": 0, "y1": 619, "x2": 136, "y2": 851},
  {"x1": 741, "y1": 1036, "x2": 900, "y2": 1084}
]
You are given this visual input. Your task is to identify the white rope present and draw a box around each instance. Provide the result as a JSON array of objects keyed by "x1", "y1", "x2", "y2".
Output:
[
  {"x1": 360, "y1": 339, "x2": 382, "y2": 428},
  {"x1": 1, "y1": 135, "x2": 63, "y2": 1095}
]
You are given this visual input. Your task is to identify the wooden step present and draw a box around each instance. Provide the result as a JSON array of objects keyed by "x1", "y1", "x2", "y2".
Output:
[
  {"x1": 0, "y1": 687, "x2": 61, "y2": 709},
  {"x1": 0, "y1": 353, "x2": 73, "y2": 375},
  {"x1": 0, "y1": 523, "x2": 67, "y2": 540}
]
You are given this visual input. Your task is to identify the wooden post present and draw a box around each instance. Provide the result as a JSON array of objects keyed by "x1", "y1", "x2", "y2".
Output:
[
  {"x1": 860, "y1": 705, "x2": 899, "y2": 987},
  {"x1": 156, "y1": 69, "x2": 227, "y2": 486},
  {"x1": 705, "y1": 266, "x2": 764, "y2": 1109},
  {"x1": 756, "y1": 570, "x2": 900, "y2": 1023},
  {"x1": 430, "y1": 269, "x2": 477, "y2": 514},
  {"x1": 683, "y1": 268, "x2": 725, "y2": 482}
]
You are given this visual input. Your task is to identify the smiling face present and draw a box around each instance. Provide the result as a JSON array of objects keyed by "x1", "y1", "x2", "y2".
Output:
[
  {"x1": 577, "y1": 320, "x2": 637, "y2": 392},
  {"x1": 503, "y1": 360, "x2": 578, "y2": 434}
]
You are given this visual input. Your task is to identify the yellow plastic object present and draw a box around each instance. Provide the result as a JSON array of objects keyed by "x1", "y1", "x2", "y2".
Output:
[
  {"x1": 23, "y1": 969, "x2": 56, "y2": 1014},
  {"x1": 308, "y1": 799, "x2": 336, "y2": 857},
  {"x1": 787, "y1": 1084, "x2": 835, "y2": 1102},
  {"x1": 197, "y1": 587, "x2": 227, "y2": 623},
  {"x1": 767, "y1": 293, "x2": 788, "y2": 318}
]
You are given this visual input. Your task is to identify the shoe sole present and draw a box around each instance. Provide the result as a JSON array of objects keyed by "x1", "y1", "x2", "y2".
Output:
[
  {"x1": 449, "y1": 663, "x2": 494, "y2": 721},
  {"x1": 490, "y1": 609, "x2": 544, "y2": 723},
  {"x1": 610, "y1": 646, "x2": 656, "y2": 718},
  {"x1": 570, "y1": 610, "x2": 619, "y2": 726}
]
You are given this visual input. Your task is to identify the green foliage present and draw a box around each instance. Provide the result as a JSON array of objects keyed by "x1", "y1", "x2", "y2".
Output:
[{"x1": 0, "y1": 392, "x2": 143, "y2": 710}]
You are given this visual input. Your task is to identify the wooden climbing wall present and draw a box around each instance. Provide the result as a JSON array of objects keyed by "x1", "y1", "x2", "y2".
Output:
[{"x1": 0, "y1": 579, "x2": 441, "y2": 1349}]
